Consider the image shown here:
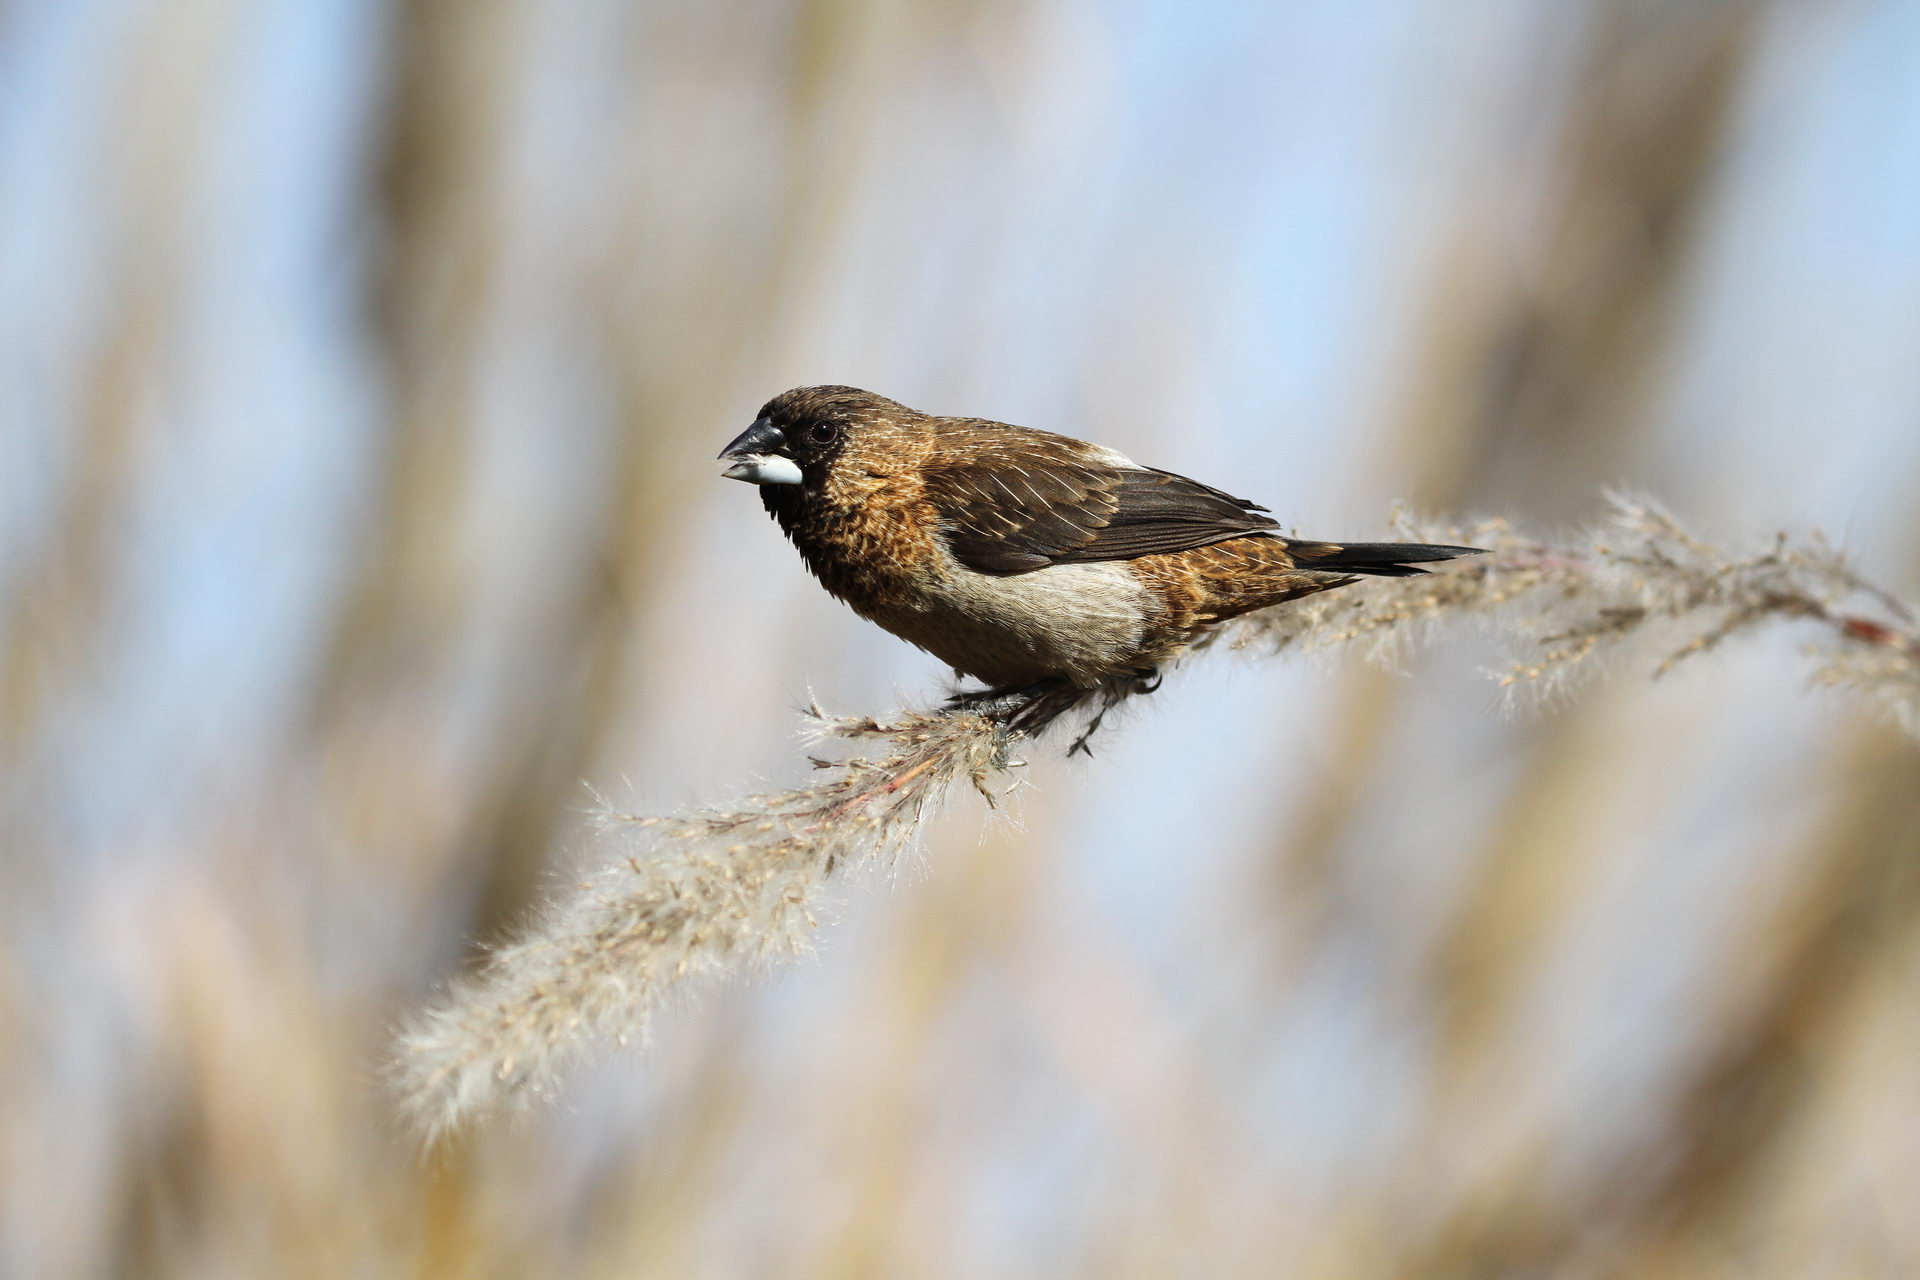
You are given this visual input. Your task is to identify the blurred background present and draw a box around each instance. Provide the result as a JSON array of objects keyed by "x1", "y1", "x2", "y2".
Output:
[{"x1": 5, "y1": 0, "x2": 1920, "y2": 1275}]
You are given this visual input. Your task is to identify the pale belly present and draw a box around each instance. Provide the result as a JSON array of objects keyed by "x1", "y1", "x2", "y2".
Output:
[{"x1": 857, "y1": 559, "x2": 1155, "y2": 688}]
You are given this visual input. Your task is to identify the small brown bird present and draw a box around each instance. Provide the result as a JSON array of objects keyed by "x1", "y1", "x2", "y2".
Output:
[{"x1": 720, "y1": 386, "x2": 1481, "y2": 738}]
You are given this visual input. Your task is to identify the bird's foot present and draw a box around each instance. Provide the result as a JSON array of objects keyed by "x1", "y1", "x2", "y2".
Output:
[
  {"x1": 945, "y1": 668, "x2": 1163, "y2": 756},
  {"x1": 946, "y1": 678, "x2": 1089, "y2": 738},
  {"x1": 1065, "y1": 715, "x2": 1106, "y2": 757},
  {"x1": 944, "y1": 678, "x2": 1060, "y2": 713},
  {"x1": 1064, "y1": 669, "x2": 1161, "y2": 757}
]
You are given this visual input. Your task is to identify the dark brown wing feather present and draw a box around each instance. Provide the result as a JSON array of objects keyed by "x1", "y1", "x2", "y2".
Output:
[{"x1": 925, "y1": 436, "x2": 1280, "y2": 576}]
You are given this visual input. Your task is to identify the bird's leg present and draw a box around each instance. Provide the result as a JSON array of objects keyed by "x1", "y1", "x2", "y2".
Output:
[
  {"x1": 1066, "y1": 669, "x2": 1164, "y2": 754},
  {"x1": 944, "y1": 678, "x2": 1060, "y2": 713},
  {"x1": 1064, "y1": 669, "x2": 1160, "y2": 757},
  {"x1": 948, "y1": 668, "x2": 1163, "y2": 754},
  {"x1": 1003, "y1": 680, "x2": 1088, "y2": 737},
  {"x1": 946, "y1": 678, "x2": 1090, "y2": 744},
  {"x1": 1065, "y1": 713, "x2": 1106, "y2": 757},
  {"x1": 943, "y1": 677, "x2": 1093, "y2": 741}
]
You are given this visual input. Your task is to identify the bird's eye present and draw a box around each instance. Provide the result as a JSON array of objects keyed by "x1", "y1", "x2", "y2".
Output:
[{"x1": 809, "y1": 422, "x2": 840, "y2": 447}]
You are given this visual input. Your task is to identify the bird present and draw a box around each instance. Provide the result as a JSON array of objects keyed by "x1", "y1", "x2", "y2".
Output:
[{"x1": 719, "y1": 385, "x2": 1483, "y2": 745}]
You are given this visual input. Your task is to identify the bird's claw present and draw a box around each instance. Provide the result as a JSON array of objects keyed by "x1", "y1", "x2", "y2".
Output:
[
  {"x1": 944, "y1": 678, "x2": 1060, "y2": 714},
  {"x1": 944, "y1": 668, "x2": 1162, "y2": 756}
]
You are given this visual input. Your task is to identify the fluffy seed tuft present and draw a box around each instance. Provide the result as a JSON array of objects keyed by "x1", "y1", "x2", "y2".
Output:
[{"x1": 392, "y1": 498, "x2": 1917, "y2": 1138}]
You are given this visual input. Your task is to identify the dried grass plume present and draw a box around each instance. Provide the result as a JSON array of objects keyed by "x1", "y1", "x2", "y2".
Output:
[
  {"x1": 392, "y1": 497, "x2": 1918, "y2": 1137},
  {"x1": 392, "y1": 708, "x2": 1016, "y2": 1138}
]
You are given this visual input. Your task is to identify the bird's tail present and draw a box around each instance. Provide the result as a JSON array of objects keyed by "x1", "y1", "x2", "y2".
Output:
[{"x1": 1284, "y1": 540, "x2": 1485, "y2": 577}]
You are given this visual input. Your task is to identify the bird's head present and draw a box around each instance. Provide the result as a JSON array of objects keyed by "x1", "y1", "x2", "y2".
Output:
[{"x1": 717, "y1": 385, "x2": 904, "y2": 487}]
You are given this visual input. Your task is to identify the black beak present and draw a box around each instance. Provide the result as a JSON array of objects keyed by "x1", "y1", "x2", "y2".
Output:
[{"x1": 718, "y1": 418, "x2": 786, "y2": 460}]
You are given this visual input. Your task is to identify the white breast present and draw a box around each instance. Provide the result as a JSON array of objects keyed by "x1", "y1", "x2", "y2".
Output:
[{"x1": 865, "y1": 553, "x2": 1151, "y2": 688}]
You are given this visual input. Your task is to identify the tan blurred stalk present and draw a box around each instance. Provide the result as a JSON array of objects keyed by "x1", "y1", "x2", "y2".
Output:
[{"x1": 1246, "y1": 3, "x2": 1784, "y2": 1274}]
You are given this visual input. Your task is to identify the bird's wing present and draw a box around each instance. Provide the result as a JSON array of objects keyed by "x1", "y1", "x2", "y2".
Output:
[{"x1": 923, "y1": 428, "x2": 1280, "y2": 576}]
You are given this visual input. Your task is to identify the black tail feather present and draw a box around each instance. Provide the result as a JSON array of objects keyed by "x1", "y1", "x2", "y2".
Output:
[{"x1": 1286, "y1": 540, "x2": 1486, "y2": 577}]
